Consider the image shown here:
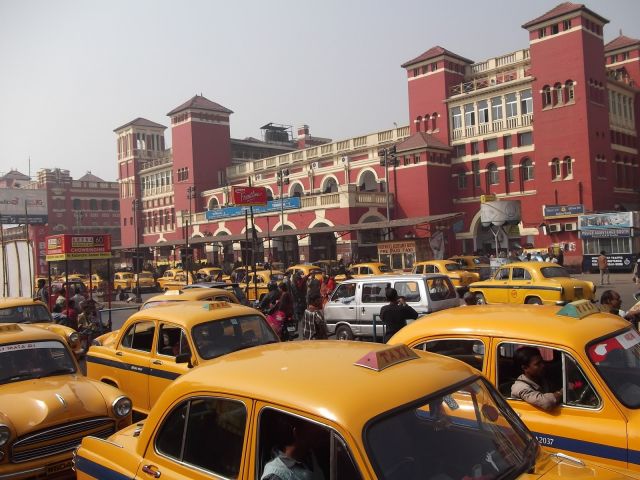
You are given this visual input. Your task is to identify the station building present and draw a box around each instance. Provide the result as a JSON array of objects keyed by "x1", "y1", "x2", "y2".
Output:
[{"x1": 117, "y1": 2, "x2": 640, "y2": 270}]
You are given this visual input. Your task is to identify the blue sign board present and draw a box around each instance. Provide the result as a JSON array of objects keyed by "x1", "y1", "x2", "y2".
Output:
[
  {"x1": 205, "y1": 197, "x2": 301, "y2": 221},
  {"x1": 543, "y1": 204, "x2": 585, "y2": 218},
  {"x1": 579, "y1": 228, "x2": 632, "y2": 239}
]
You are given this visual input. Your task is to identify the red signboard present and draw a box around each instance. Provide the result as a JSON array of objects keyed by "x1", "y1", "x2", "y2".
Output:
[
  {"x1": 45, "y1": 234, "x2": 112, "y2": 261},
  {"x1": 231, "y1": 186, "x2": 268, "y2": 206}
]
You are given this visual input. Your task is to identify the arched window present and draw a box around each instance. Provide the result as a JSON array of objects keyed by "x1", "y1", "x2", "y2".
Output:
[
  {"x1": 289, "y1": 183, "x2": 304, "y2": 197},
  {"x1": 72, "y1": 198, "x2": 81, "y2": 210},
  {"x1": 554, "y1": 83, "x2": 563, "y2": 105},
  {"x1": 265, "y1": 188, "x2": 274, "y2": 201},
  {"x1": 487, "y1": 163, "x2": 499, "y2": 185},
  {"x1": 565, "y1": 80, "x2": 574, "y2": 102},
  {"x1": 521, "y1": 158, "x2": 534, "y2": 181},
  {"x1": 563, "y1": 156, "x2": 572, "y2": 178},
  {"x1": 415, "y1": 116, "x2": 422, "y2": 132},
  {"x1": 551, "y1": 158, "x2": 561, "y2": 179},
  {"x1": 207, "y1": 197, "x2": 219, "y2": 210},
  {"x1": 101, "y1": 199, "x2": 109, "y2": 210},
  {"x1": 322, "y1": 177, "x2": 339, "y2": 194},
  {"x1": 358, "y1": 170, "x2": 378, "y2": 192},
  {"x1": 542, "y1": 85, "x2": 552, "y2": 107},
  {"x1": 431, "y1": 112, "x2": 438, "y2": 131}
]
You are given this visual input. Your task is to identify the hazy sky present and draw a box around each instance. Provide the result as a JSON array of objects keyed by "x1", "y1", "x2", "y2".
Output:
[{"x1": 1, "y1": 0, "x2": 638, "y2": 182}]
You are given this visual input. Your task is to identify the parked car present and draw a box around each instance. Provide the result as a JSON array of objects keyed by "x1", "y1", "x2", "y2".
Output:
[
  {"x1": 74, "y1": 341, "x2": 640, "y2": 480},
  {"x1": 161, "y1": 271, "x2": 197, "y2": 291},
  {"x1": 141, "y1": 288, "x2": 240, "y2": 310},
  {"x1": 86, "y1": 301, "x2": 279, "y2": 417},
  {"x1": 0, "y1": 323, "x2": 131, "y2": 479},
  {"x1": 469, "y1": 262, "x2": 595, "y2": 305},
  {"x1": 0, "y1": 297, "x2": 82, "y2": 357},
  {"x1": 389, "y1": 300, "x2": 640, "y2": 471},
  {"x1": 335, "y1": 261, "x2": 393, "y2": 281},
  {"x1": 324, "y1": 274, "x2": 459, "y2": 340},
  {"x1": 285, "y1": 264, "x2": 324, "y2": 280},
  {"x1": 156, "y1": 268, "x2": 185, "y2": 290},
  {"x1": 449, "y1": 255, "x2": 492, "y2": 280},
  {"x1": 412, "y1": 260, "x2": 480, "y2": 293},
  {"x1": 197, "y1": 266, "x2": 225, "y2": 281},
  {"x1": 240, "y1": 270, "x2": 285, "y2": 302}
]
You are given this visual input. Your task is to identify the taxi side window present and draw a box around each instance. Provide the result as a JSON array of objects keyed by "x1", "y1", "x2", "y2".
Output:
[
  {"x1": 158, "y1": 324, "x2": 190, "y2": 357},
  {"x1": 425, "y1": 265, "x2": 436, "y2": 274},
  {"x1": 426, "y1": 278, "x2": 457, "y2": 301},
  {"x1": 495, "y1": 268, "x2": 510, "y2": 280},
  {"x1": 497, "y1": 343, "x2": 599, "y2": 408},
  {"x1": 156, "y1": 397, "x2": 247, "y2": 478},
  {"x1": 511, "y1": 268, "x2": 531, "y2": 280},
  {"x1": 414, "y1": 265, "x2": 423, "y2": 274},
  {"x1": 414, "y1": 339, "x2": 484, "y2": 371},
  {"x1": 362, "y1": 267, "x2": 372, "y2": 275},
  {"x1": 257, "y1": 408, "x2": 362, "y2": 480},
  {"x1": 121, "y1": 321, "x2": 155, "y2": 352},
  {"x1": 395, "y1": 281, "x2": 421, "y2": 302},
  {"x1": 362, "y1": 283, "x2": 389, "y2": 303}
]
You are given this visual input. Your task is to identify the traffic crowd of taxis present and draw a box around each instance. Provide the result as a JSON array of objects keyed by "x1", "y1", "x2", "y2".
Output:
[{"x1": 1, "y1": 255, "x2": 640, "y2": 480}]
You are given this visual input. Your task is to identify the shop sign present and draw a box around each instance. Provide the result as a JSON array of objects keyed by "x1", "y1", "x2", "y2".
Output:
[
  {"x1": 206, "y1": 197, "x2": 301, "y2": 220},
  {"x1": 377, "y1": 241, "x2": 417, "y2": 255},
  {"x1": 579, "y1": 228, "x2": 632, "y2": 239},
  {"x1": 231, "y1": 186, "x2": 267, "y2": 206},
  {"x1": 586, "y1": 254, "x2": 634, "y2": 269},
  {"x1": 543, "y1": 204, "x2": 585, "y2": 218},
  {"x1": 45, "y1": 234, "x2": 112, "y2": 261}
]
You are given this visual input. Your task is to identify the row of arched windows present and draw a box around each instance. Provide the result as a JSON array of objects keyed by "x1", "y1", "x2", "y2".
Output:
[
  {"x1": 550, "y1": 157, "x2": 573, "y2": 180},
  {"x1": 456, "y1": 158, "x2": 534, "y2": 191},
  {"x1": 541, "y1": 80, "x2": 574, "y2": 108},
  {"x1": 72, "y1": 198, "x2": 119, "y2": 211},
  {"x1": 415, "y1": 113, "x2": 438, "y2": 132}
]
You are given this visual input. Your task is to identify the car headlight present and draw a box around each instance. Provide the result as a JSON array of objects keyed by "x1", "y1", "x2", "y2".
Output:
[
  {"x1": 68, "y1": 332, "x2": 80, "y2": 345},
  {"x1": 112, "y1": 396, "x2": 132, "y2": 418},
  {"x1": 0, "y1": 425, "x2": 10, "y2": 447}
]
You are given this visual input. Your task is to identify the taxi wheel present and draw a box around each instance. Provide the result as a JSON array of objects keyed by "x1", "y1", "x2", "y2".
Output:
[
  {"x1": 525, "y1": 297, "x2": 542, "y2": 305},
  {"x1": 475, "y1": 293, "x2": 486, "y2": 305},
  {"x1": 335, "y1": 325, "x2": 354, "y2": 341}
]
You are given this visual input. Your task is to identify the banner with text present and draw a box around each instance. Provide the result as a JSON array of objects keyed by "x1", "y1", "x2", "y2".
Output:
[
  {"x1": 45, "y1": 234, "x2": 112, "y2": 261},
  {"x1": 232, "y1": 186, "x2": 268, "y2": 206},
  {"x1": 0, "y1": 189, "x2": 48, "y2": 224},
  {"x1": 206, "y1": 197, "x2": 301, "y2": 221}
]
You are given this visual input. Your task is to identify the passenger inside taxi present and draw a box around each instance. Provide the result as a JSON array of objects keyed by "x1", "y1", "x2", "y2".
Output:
[{"x1": 510, "y1": 347, "x2": 562, "y2": 411}]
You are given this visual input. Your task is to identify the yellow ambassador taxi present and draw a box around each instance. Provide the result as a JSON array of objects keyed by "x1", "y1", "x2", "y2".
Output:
[
  {"x1": 335, "y1": 261, "x2": 393, "y2": 281},
  {"x1": 74, "y1": 341, "x2": 640, "y2": 480},
  {"x1": 140, "y1": 288, "x2": 240, "y2": 310},
  {"x1": 240, "y1": 270, "x2": 285, "y2": 302},
  {"x1": 0, "y1": 297, "x2": 82, "y2": 357},
  {"x1": 0, "y1": 323, "x2": 132, "y2": 479},
  {"x1": 413, "y1": 260, "x2": 480, "y2": 292},
  {"x1": 86, "y1": 301, "x2": 279, "y2": 417},
  {"x1": 285, "y1": 264, "x2": 324, "y2": 280},
  {"x1": 196, "y1": 266, "x2": 224, "y2": 281},
  {"x1": 470, "y1": 262, "x2": 595, "y2": 305},
  {"x1": 156, "y1": 268, "x2": 184, "y2": 290},
  {"x1": 449, "y1": 255, "x2": 492, "y2": 280},
  {"x1": 389, "y1": 300, "x2": 640, "y2": 471}
]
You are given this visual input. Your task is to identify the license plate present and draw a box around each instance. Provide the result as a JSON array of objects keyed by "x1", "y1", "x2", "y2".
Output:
[{"x1": 46, "y1": 460, "x2": 73, "y2": 475}]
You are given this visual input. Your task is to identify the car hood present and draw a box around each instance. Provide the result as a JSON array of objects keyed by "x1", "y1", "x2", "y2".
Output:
[{"x1": 0, "y1": 376, "x2": 109, "y2": 435}]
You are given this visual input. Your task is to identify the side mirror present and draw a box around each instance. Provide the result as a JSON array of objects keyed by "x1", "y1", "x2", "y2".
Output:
[{"x1": 175, "y1": 353, "x2": 193, "y2": 368}]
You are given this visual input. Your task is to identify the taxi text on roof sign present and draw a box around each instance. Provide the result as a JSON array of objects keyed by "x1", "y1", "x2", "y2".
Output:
[
  {"x1": 354, "y1": 344, "x2": 419, "y2": 372},
  {"x1": 202, "y1": 301, "x2": 231, "y2": 310},
  {"x1": 557, "y1": 299, "x2": 602, "y2": 319}
]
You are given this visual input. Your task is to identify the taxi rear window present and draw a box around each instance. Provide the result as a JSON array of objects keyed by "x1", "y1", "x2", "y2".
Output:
[
  {"x1": 540, "y1": 266, "x2": 570, "y2": 278},
  {"x1": 0, "y1": 305, "x2": 52, "y2": 324}
]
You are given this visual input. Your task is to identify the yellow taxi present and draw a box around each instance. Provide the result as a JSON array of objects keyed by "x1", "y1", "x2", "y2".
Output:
[
  {"x1": 156, "y1": 268, "x2": 184, "y2": 290},
  {"x1": 197, "y1": 266, "x2": 225, "y2": 281},
  {"x1": 285, "y1": 264, "x2": 324, "y2": 280},
  {"x1": 140, "y1": 288, "x2": 240, "y2": 310},
  {"x1": 412, "y1": 260, "x2": 480, "y2": 292},
  {"x1": 469, "y1": 262, "x2": 595, "y2": 305},
  {"x1": 449, "y1": 254, "x2": 492, "y2": 280},
  {"x1": 0, "y1": 323, "x2": 132, "y2": 479},
  {"x1": 240, "y1": 270, "x2": 285, "y2": 302},
  {"x1": 0, "y1": 297, "x2": 82, "y2": 357},
  {"x1": 389, "y1": 300, "x2": 640, "y2": 471},
  {"x1": 112, "y1": 271, "x2": 135, "y2": 291},
  {"x1": 86, "y1": 301, "x2": 279, "y2": 417},
  {"x1": 74, "y1": 341, "x2": 640, "y2": 480},
  {"x1": 160, "y1": 271, "x2": 197, "y2": 291},
  {"x1": 335, "y1": 261, "x2": 393, "y2": 281}
]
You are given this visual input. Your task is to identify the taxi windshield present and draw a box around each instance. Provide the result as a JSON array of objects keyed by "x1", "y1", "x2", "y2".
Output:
[
  {"x1": 587, "y1": 328, "x2": 640, "y2": 408},
  {"x1": 540, "y1": 266, "x2": 570, "y2": 278},
  {"x1": 192, "y1": 314, "x2": 279, "y2": 360},
  {"x1": 445, "y1": 263, "x2": 462, "y2": 272},
  {"x1": 0, "y1": 340, "x2": 76, "y2": 384},
  {"x1": 366, "y1": 377, "x2": 536, "y2": 480},
  {"x1": 138, "y1": 273, "x2": 153, "y2": 279},
  {"x1": 0, "y1": 305, "x2": 52, "y2": 324},
  {"x1": 378, "y1": 264, "x2": 392, "y2": 273}
]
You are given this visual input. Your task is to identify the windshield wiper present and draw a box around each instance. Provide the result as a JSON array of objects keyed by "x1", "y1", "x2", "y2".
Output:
[
  {"x1": 43, "y1": 367, "x2": 76, "y2": 377},
  {"x1": 0, "y1": 373, "x2": 35, "y2": 383}
]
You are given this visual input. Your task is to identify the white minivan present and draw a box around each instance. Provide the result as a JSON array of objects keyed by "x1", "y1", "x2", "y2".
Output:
[{"x1": 324, "y1": 274, "x2": 459, "y2": 340}]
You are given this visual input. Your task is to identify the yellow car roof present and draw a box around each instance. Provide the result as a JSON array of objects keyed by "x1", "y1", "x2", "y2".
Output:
[
  {"x1": 0, "y1": 297, "x2": 47, "y2": 309},
  {"x1": 389, "y1": 304, "x2": 631, "y2": 348},
  {"x1": 144, "y1": 288, "x2": 237, "y2": 304},
  {"x1": 0, "y1": 323, "x2": 61, "y2": 343},
  {"x1": 414, "y1": 260, "x2": 456, "y2": 266},
  {"x1": 497, "y1": 261, "x2": 558, "y2": 268},
  {"x1": 151, "y1": 342, "x2": 475, "y2": 433},
  {"x1": 131, "y1": 301, "x2": 260, "y2": 327}
]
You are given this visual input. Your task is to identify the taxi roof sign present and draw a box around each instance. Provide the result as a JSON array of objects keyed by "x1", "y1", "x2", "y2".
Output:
[
  {"x1": 202, "y1": 301, "x2": 230, "y2": 310},
  {"x1": 557, "y1": 299, "x2": 602, "y2": 319},
  {"x1": 354, "y1": 344, "x2": 419, "y2": 372}
]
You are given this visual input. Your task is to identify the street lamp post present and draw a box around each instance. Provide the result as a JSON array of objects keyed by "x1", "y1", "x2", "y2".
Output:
[
  {"x1": 378, "y1": 146, "x2": 397, "y2": 240},
  {"x1": 276, "y1": 169, "x2": 289, "y2": 266},
  {"x1": 132, "y1": 199, "x2": 142, "y2": 303},
  {"x1": 185, "y1": 186, "x2": 196, "y2": 285}
]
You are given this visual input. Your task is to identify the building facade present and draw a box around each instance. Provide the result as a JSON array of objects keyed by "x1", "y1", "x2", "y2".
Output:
[{"x1": 119, "y1": 2, "x2": 639, "y2": 270}]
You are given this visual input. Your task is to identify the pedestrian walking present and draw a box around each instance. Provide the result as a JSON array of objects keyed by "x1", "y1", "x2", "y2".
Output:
[
  {"x1": 302, "y1": 293, "x2": 328, "y2": 340},
  {"x1": 306, "y1": 273, "x2": 321, "y2": 306},
  {"x1": 598, "y1": 250, "x2": 610, "y2": 285},
  {"x1": 379, "y1": 287, "x2": 418, "y2": 343},
  {"x1": 35, "y1": 279, "x2": 48, "y2": 305},
  {"x1": 633, "y1": 253, "x2": 640, "y2": 285}
]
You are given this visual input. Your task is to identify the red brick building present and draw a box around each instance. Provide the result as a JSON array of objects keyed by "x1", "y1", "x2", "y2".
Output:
[{"x1": 118, "y1": 2, "x2": 639, "y2": 270}]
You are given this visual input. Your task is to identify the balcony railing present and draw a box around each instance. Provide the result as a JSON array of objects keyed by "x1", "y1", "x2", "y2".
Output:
[{"x1": 452, "y1": 114, "x2": 533, "y2": 141}]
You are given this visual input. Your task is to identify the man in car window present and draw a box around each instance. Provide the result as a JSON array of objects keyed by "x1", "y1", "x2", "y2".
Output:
[{"x1": 511, "y1": 346, "x2": 562, "y2": 411}]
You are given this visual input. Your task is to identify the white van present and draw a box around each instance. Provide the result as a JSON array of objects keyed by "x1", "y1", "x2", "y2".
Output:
[{"x1": 324, "y1": 274, "x2": 459, "y2": 340}]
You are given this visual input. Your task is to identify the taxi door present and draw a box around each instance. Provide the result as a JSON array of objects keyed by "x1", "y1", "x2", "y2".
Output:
[
  {"x1": 115, "y1": 320, "x2": 156, "y2": 413},
  {"x1": 508, "y1": 267, "x2": 533, "y2": 304},
  {"x1": 489, "y1": 267, "x2": 511, "y2": 304},
  {"x1": 147, "y1": 322, "x2": 190, "y2": 409},
  {"x1": 491, "y1": 338, "x2": 629, "y2": 470}
]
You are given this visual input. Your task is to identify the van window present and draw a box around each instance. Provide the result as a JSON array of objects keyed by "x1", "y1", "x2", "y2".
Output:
[
  {"x1": 425, "y1": 278, "x2": 457, "y2": 301},
  {"x1": 331, "y1": 284, "x2": 356, "y2": 304},
  {"x1": 362, "y1": 283, "x2": 390, "y2": 303},
  {"x1": 395, "y1": 281, "x2": 421, "y2": 302}
]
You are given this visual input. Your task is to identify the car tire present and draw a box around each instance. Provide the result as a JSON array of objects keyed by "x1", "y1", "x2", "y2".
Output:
[
  {"x1": 335, "y1": 325, "x2": 354, "y2": 341},
  {"x1": 475, "y1": 293, "x2": 487, "y2": 305},
  {"x1": 526, "y1": 297, "x2": 543, "y2": 305}
]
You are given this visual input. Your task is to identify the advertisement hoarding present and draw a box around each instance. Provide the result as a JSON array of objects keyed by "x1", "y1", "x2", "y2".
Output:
[
  {"x1": 206, "y1": 197, "x2": 301, "y2": 221},
  {"x1": 579, "y1": 212, "x2": 634, "y2": 230},
  {"x1": 0, "y1": 189, "x2": 48, "y2": 224},
  {"x1": 45, "y1": 234, "x2": 112, "y2": 261},
  {"x1": 231, "y1": 186, "x2": 268, "y2": 206}
]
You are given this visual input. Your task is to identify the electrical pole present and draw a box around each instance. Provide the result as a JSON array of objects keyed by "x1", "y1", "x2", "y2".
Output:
[{"x1": 133, "y1": 199, "x2": 142, "y2": 303}]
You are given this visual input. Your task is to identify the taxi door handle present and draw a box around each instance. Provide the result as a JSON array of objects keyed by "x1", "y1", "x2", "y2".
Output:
[
  {"x1": 152, "y1": 360, "x2": 162, "y2": 365},
  {"x1": 116, "y1": 351, "x2": 123, "y2": 357},
  {"x1": 142, "y1": 464, "x2": 161, "y2": 478},
  {"x1": 361, "y1": 307, "x2": 365, "y2": 313}
]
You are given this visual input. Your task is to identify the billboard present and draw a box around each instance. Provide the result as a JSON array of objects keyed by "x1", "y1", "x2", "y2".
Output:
[
  {"x1": 0, "y1": 189, "x2": 48, "y2": 224},
  {"x1": 232, "y1": 186, "x2": 267, "y2": 206},
  {"x1": 480, "y1": 200, "x2": 521, "y2": 226},
  {"x1": 579, "y1": 212, "x2": 635, "y2": 230},
  {"x1": 45, "y1": 234, "x2": 112, "y2": 261},
  {"x1": 206, "y1": 197, "x2": 301, "y2": 220}
]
